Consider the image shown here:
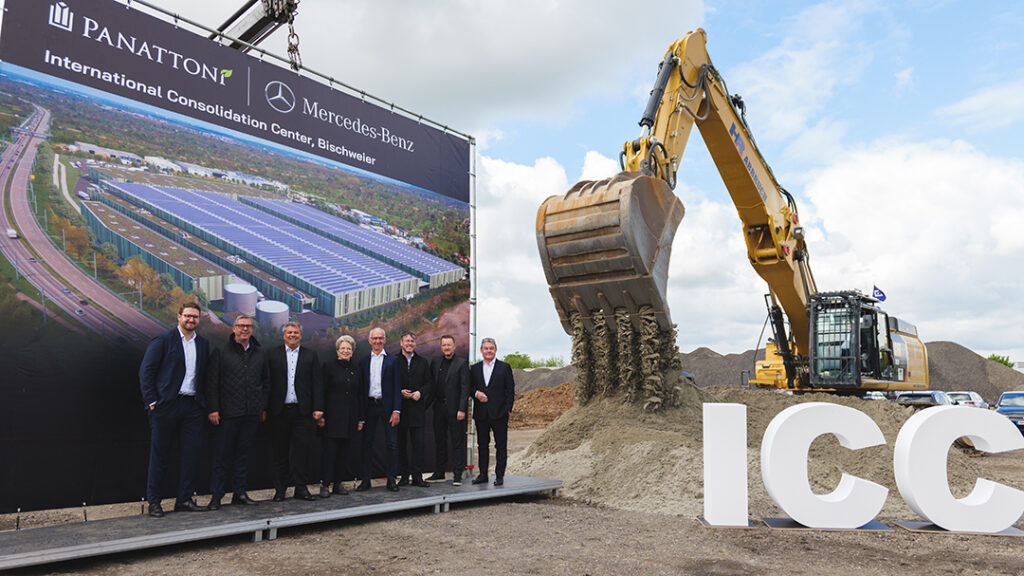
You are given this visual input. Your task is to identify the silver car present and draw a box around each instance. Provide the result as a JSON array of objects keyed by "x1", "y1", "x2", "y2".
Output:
[{"x1": 947, "y1": 391, "x2": 988, "y2": 409}]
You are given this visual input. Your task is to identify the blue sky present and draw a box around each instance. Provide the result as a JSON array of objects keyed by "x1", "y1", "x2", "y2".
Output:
[{"x1": 136, "y1": 0, "x2": 1024, "y2": 363}]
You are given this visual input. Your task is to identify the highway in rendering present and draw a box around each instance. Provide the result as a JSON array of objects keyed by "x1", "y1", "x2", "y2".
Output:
[{"x1": 0, "y1": 104, "x2": 165, "y2": 343}]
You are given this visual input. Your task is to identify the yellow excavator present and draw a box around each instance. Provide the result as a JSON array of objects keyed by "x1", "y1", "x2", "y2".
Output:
[{"x1": 536, "y1": 28, "x2": 928, "y2": 397}]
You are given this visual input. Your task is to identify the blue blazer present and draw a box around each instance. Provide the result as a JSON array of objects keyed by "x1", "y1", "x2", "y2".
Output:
[
  {"x1": 139, "y1": 327, "x2": 210, "y2": 410},
  {"x1": 359, "y1": 352, "x2": 402, "y2": 418}
]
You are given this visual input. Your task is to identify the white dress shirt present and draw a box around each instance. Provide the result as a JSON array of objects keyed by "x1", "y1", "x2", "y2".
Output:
[
  {"x1": 179, "y1": 326, "x2": 198, "y2": 396},
  {"x1": 285, "y1": 345, "x2": 300, "y2": 404},
  {"x1": 482, "y1": 359, "x2": 495, "y2": 386},
  {"x1": 369, "y1": 350, "x2": 386, "y2": 399}
]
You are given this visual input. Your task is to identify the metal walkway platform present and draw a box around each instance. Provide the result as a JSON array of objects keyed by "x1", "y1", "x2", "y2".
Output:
[{"x1": 0, "y1": 475, "x2": 561, "y2": 570}]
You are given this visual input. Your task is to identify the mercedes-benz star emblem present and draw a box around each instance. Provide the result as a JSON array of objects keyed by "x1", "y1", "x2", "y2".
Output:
[{"x1": 265, "y1": 81, "x2": 296, "y2": 113}]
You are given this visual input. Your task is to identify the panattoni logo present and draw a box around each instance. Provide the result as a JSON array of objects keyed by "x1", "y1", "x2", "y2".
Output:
[
  {"x1": 44, "y1": 2, "x2": 233, "y2": 86},
  {"x1": 48, "y1": 2, "x2": 74, "y2": 32},
  {"x1": 265, "y1": 80, "x2": 296, "y2": 113}
]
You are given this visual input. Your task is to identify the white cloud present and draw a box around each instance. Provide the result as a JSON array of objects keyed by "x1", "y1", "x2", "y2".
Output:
[
  {"x1": 146, "y1": 0, "x2": 704, "y2": 132},
  {"x1": 935, "y1": 77, "x2": 1024, "y2": 131},
  {"x1": 728, "y1": 2, "x2": 877, "y2": 143},
  {"x1": 474, "y1": 155, "x2": 572, "y2": 358},
  {"x1": 895, "y1": 66, "x2": 915, "y2": 91},
  {"x1": 802, "y1": 138, "x2": 1024, "y2": 359},
  {"x1": 578, "y1": 151, "x2": 620, "y2": 181}
]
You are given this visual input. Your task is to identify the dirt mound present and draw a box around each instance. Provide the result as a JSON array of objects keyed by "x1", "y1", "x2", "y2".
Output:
[
  {"x1": 514, "y1": 365, "x2": 576, "y2": 393},
  {"x1": 926, "y1": 341, "x2": 1024, "y2": 401},
  {"x1": 679, "y1": 348, "x2": 757, "y2": 387},
  {"x1": 510, "y1": 385, "x2": 1020, "y2": 521},
  {"x1": 509, "y1": 381, "x2": 576, "y2": 430}
]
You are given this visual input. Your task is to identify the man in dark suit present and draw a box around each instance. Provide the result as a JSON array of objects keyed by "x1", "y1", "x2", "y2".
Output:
[
  {"x1": 396, "y1": 331, "x2": 433, "y2": 488},
  {"x1": 471, "y1": 337, "x2": 515, "y2": 487},
  {"x1": 427, "y1": 334, "x2": 471, "y2": 485},
  {"x1": 356, "y1": 327, "x2": 402, "y2": 492},
  {"x1": 139, "y1": 301, "x2": 211, "y2": 517},
  {"x1": 266, "y1": 321, "x2": 323, "y2": 501},
  {"x1": 205, "y1": 314, "x2": 269, "y2": 509}
]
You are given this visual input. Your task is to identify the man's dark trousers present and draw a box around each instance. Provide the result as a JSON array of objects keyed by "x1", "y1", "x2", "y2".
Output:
[
  {"x1": 147, "y1": 395, "x2": 204, "y2": 505},
  {"x1": 210, "y1": 415, "x2": 259, "y2": 500},
  {"x1": 360, "y1": 399, "x2": 398, "y2": 482},
  {"x1": 271, "y1": 405, "x2": 315, "y2": 491}
]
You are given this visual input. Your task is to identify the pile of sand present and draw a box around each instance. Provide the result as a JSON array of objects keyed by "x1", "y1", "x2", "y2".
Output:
[
  {"x1": 510, "y1": 384, "x2": 1016, "y2": 521},
  {"x1": 509, "y1": 381, "x2": 576, "y2": 430}
]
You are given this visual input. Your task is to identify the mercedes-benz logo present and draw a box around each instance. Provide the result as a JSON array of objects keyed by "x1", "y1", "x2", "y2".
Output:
[{"x1": 265, "y1": 81, "x2": 296, "y2": 113}]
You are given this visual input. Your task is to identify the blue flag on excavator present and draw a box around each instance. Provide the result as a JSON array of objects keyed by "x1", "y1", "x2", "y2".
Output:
[{"x1": 872, "y1": 285, "x2": 887, "y2": 301}]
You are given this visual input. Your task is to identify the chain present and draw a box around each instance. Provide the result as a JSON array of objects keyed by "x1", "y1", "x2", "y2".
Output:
[{"x1": 286, "y1": 10, "x2": 301, "y2": 70}]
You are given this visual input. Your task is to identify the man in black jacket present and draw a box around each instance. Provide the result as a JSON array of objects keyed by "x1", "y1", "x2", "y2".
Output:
[
  {"x1": 396, "y1": 332, "x2": 433, "y2": 487},
  {"x1": 205, "y1": 314, "x2": 269, "y2": 509},
  {"x1": 471, "y1": 337, "x2": 515, "y2": 487},
  {"x1": 427, "y1": 334, "x2": 471, "y2": 485},
  {"x1": 266, "y1": 321, "x2": 323, "y2": 501}
]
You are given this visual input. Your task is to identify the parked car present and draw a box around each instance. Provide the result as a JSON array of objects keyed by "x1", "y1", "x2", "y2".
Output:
[
  {"x1": 994, "y1": 392, "x2": 1024, "y2": 434},
  {"x1": 863, "y1": 391, "x2": 887, "y2": 400},
  {"x1": 895, "y1": 390, "x2": 954, "y2": 408},
  {"x1": 947, "y1": 391, "x2": 989, "y2": 409}
]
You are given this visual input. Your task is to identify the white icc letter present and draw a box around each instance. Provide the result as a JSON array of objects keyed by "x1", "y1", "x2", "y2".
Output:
[
  {"x1": 703, "y1": 403, "x2": 748, "y2": 526},
  {"x1": 761, "y1": 403, "x2": 888, "y2": 528},
  {"x1": 894, "y1": 405, "x2": 1024, "y2": 533}
]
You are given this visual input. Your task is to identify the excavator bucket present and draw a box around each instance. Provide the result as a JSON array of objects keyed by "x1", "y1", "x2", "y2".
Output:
[{"x1": 536, "y1": 171, "x2": 684, "y2": 336}]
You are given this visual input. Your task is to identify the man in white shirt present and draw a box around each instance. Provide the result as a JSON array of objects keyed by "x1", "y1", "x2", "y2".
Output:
[
  {"x1": 356, "y1": 327, "x2": 402, "y2": 492},
  {"x1": 139, "y1": 301, "x2": 211, "y2": 517},
  {"x1": 471, "y1": 338, "x2": 516, "y2": 487}
]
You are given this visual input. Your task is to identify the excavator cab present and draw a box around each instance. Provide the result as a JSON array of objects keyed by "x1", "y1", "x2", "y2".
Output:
[{"x1": 809, "y1": 291, "x2": 898, "y2": 389}]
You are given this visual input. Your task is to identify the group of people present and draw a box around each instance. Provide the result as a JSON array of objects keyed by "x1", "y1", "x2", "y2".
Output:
[{"x1": 139, "y1": 301, "x2": 515, "y2": 518}]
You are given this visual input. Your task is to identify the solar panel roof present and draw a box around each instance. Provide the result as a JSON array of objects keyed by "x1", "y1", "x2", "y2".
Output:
[
  {"x1": 242, "y1": 198, "x2": 464, "y2": 278},
  {"x1": 110, "y1": 183, "x2": 415, "y2": 295}
]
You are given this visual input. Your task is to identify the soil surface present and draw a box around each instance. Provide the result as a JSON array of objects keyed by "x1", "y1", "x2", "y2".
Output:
[{"x1": 6, "y1": 341, "x2": 1024, "y2": 575}]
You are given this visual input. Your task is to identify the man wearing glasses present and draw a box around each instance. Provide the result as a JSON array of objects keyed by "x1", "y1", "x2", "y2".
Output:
[
  {"x1": 204, "y1": 314, "x2": 270, "y2": 509},
  {"x1": 139, "y1": 301, "x2": 211, "y2": 517}
]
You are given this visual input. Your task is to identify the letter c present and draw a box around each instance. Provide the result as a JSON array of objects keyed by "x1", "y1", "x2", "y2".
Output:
[
  {"x1": 761, "y1": 403, "x2": 888, "y2": 528},
  {"x1": 894, "y1": 406, "x2": 1024, "y2": 533}
]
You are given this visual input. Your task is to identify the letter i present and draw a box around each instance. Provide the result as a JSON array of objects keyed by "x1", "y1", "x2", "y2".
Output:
[{"x1": 702, "y1": 403, "x2": 748, "y2": 526}]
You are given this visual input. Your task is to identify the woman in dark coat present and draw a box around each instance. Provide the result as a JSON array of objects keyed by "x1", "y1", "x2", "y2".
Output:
[{"x1": 318, "y1": 334, "x2": 363, "y2": 497}]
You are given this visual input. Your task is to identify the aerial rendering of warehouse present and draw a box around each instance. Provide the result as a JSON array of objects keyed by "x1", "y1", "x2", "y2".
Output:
[{"x1": 85, "y1": 175, "x2": 463, "y2": 317}]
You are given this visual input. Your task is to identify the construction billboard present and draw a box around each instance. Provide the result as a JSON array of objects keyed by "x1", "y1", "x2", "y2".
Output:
[{"x1": 0, "y1": 0, "x2": 472, "y2": 512}]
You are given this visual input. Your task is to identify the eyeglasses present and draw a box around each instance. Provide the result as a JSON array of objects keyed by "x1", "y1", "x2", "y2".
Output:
[{"x1": 181, "y1": 314, "x2": 200, "y2": 319}]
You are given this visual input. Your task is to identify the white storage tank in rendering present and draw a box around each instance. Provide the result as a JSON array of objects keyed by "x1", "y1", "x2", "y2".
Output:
[
  {"x1": 224, "y1": 283, "x2": 258, "y2": 316},
  {"x1": 256, "y1": 300, "x2": 290, "y2": 332}
]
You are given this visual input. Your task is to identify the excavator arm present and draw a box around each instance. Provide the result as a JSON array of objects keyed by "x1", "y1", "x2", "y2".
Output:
[{"x1": 536, "y1": 29, "x2": 816, "y2": 401}]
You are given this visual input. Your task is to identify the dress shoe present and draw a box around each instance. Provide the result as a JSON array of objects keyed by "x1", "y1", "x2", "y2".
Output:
[
  {"x1": 471, "y1": 475, "x2": 489, "y2": 485},
  {"x1": 397, "y1": 476, "x2": 409, "y2": 487},
  {"x1": 319, "y1": 485, "x2": 331, "y2": 498},
  {"x1": 493, "y1": 477, "x2": 504, "y2": 486},
  {"x1": 332, "y1": 482, "x2": 349, "y2": 496},
  {"x1": 174, "y1": 498, "x2": 208, "y2": 512},
  {"x1": 231, "y1": 493, "x2": 258, "y2": 505},
  {"x1": 426, "y1": 473, "x2": 446, "y2": 482},
  {"x1": 355, "y1": 480, "x2": 372, "y2": 492},
  {"x1": 412, "y1": 478, "x2": 430, "y2": 488},
  {"x1": 386, "y1": 481, "x2": 399, "y2": 492},
  {"x1": 148, "y1": 502, "x2": 165, "y2": 518},
  {"x1": 452, "y1": 478, "x2": 462, "y2": 486},
  {"x1": 294, "y1": 487, "x2": 316, "y2": 501},
  {"x1": 208, "y1": 497, "x2": 222, "y2": 511},
  {"x1": 273, "y1": 490, "x2": 287, "y2": 502}
]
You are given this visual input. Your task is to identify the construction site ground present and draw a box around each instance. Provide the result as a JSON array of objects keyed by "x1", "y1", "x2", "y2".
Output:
[{"x1": 5, "y1": 341, "x2": 1023, "y2": 575}]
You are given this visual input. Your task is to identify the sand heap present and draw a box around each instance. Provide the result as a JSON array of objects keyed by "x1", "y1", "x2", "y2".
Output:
[{"x1": 510, "y1": 386, "x2": 1017, "y2": 521}]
